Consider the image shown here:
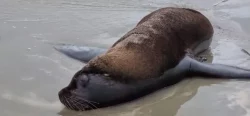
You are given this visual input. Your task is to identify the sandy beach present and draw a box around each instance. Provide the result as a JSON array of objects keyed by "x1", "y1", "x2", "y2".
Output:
[{"x1": 0, "y1": 0, "x2": 250, "y2": 116}]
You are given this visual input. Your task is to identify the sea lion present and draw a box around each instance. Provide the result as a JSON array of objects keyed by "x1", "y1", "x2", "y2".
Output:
[{"x1": 55, "y1": 7, "x2": 250, "y2": 111}]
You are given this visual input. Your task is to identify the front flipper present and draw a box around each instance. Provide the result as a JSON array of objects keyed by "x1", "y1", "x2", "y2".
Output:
[
  {"x1": 54, "y1": 44, "x2": 107, "y2": 63},
  {"x1": 185, "y1": 56, "x2": 250, "y2": 79}
]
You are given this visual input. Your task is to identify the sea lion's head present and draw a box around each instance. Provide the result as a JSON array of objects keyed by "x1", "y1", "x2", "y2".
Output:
[{"x1": 58, "y1": 69, "x2": 133, "y2": 111}]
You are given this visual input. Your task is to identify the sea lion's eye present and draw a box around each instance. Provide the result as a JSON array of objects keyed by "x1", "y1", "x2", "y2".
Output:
[{"x1": 79, "y1": 75, "x2": 89, "y2": 87}]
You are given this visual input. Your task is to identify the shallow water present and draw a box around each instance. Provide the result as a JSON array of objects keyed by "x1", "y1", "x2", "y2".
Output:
[{"x1": 0, "y1": 0, "x2": 250, "y2": 116}]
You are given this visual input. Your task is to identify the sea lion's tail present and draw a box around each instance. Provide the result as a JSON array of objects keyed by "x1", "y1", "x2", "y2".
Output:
[{"x1": 187, "y1": 57, "x2": 250, "y2": 79}]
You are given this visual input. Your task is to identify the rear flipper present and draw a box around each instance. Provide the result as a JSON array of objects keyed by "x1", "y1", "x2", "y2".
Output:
[
  {"x1": 54, "y1": 44, "x2": 107, "y2": 63},
  {"x1": 184, "y1": 56, "x2": 250, "y2": 79}
]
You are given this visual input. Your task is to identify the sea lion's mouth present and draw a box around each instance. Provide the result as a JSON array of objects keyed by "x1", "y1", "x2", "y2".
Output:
[{"x1": 58, "y1": 88, "x2": 99, "y2": 111}]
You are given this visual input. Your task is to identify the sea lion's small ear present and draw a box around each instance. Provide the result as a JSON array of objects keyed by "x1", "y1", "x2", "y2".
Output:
[{"x1": 53, "y1": 44, "x2": 107, "y2": 63}]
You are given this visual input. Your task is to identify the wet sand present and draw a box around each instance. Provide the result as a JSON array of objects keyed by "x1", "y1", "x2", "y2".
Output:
[{"x1": 0, "y1": 0, "x2": 250, "y2": 116}]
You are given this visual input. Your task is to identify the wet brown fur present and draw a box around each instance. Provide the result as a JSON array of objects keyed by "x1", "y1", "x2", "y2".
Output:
[{"x1": 83, "y1": 7, "x2": 214, "y2": 80}]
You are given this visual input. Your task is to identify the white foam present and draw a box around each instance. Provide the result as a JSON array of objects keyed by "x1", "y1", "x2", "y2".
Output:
[{"x1": 21, "y1": 76, "x2": 34, "y2": 81}]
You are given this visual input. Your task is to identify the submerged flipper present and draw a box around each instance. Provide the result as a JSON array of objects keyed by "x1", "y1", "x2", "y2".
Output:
[
  {"x1": 184, "y1": 56, "x2": 250, "y2": 79},
  {"x1": 54, "y1": 44, "x2": 107, "y2": 63}
]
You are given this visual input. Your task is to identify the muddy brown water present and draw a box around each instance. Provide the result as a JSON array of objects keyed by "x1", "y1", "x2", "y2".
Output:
[{"x1": 0, "y1": 0, "x2": 250, "y2": 116}]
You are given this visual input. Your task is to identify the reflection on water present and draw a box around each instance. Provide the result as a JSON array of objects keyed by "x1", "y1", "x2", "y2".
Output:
[{"x1": 0, "y1": 0, "x2": 250, "y2": 116}]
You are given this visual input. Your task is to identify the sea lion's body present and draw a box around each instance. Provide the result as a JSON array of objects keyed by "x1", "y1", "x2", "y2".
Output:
[
  {"x1": 54, "y1": 7, "x2": 250, "y2": 111},
  {"x1": 86, "y1": 8, "x2": 213, "y2": 79}
]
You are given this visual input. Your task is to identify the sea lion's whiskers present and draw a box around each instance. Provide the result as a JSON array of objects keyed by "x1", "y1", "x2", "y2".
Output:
[
  {"x1": 76, "y1": 96, "x2": 99, "y2": 105},
  {"x1": 74, "y1": 96, "x2": 98, "y2": 109},
  {"x1": 72, "y1": 92, "x2": 99, "y2": 104},
  {"x1": 64, "y1": 96, "x2": 75, "y2": 110},
  {"x1": 61, "y1": 96, "x2": 70, "y2": 109},
  {"x1": 72, "y1": 99, "x2": 86, "y2": 111},
  {"x1": 67, "y1": 96, "x2": 83, "y2": 110},
  {"x1": 70, "y1": 96, "x2": 91, "y2": 110},
  {"x1": 70, "y1": 97, "x2": 87, "y2": 110},
  {"x1": 63, "y1": 96, "x2": 73, "y2": 110}
]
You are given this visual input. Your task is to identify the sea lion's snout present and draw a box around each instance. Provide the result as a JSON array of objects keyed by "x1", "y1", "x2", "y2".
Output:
[
  {"x1": 58, "y1": 73, "x2": 133, "y2": 111},
  {"x1": 58, "y1": 73, "x2": 96, "y2": 111}
]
